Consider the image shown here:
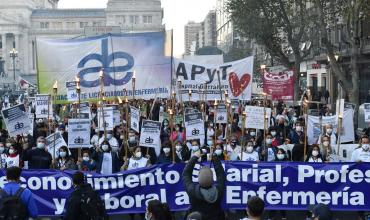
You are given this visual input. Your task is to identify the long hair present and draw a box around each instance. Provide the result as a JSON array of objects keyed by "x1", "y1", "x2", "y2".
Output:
[{"x1": 147, "y1": 200, "x2": 172, "y2": 220}]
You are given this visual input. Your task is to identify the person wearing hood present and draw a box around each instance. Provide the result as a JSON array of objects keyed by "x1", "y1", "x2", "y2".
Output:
[
  {"x1": 182, "y1": 150, "x2": 226, "y2": 220},
  {"x1": 22, "y1": 136, "x2": 52, "y2": 169},
  {"x1": 92, "y1": 140, "x2": 121, "y2": 174}
]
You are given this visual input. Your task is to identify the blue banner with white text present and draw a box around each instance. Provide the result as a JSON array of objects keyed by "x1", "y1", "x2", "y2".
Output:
[{"x1": 1, "y1": 162, "x2": 370, "y2": 216}]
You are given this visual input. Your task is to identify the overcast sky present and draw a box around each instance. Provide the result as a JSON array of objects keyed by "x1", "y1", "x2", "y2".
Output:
[{"x1": 58, "y1": 0, "x2": 217, "y2": 56}]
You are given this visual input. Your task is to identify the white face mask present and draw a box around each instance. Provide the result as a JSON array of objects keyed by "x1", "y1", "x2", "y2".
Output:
[
  {"x1": 246, "y1": 146, "x2": 254, "y2": 153},
  {"x1": 59, "y1": 151, "x2": 67, "y2": 158},
  {"x1": 175, "y1": 145, "x2": 182, "y2": 151},
  {"x1": 37, "y1": 143, "x2": 45, "y2": 149},
  {"x1": 163, "y1": 148, "x2": 170, "y2": 154},
  {"x1": 207, "y1": 140, "x2": 213, "y2": 146},
  {"x1": 271, "y1": 131, "x2": 277, "y2": 137},
  {"x1": 277, "y1": 154, "x2": 285, "y2": 160},
  {"x1": 363, "y1": 144, "x2": 370, "y2": 151},
  {"x1": 215, "y1": 149, "x2": 222, "y2": 156},
  {"x1": 5, "y1": 143, "x2": 11, "y2": 148},
  {"x1": 8, "y1": 149, "x2": 15, "y2": 155},
  {"x1": 120, "y1": 135, "x2": 124, "y2": 140},
  {"x1": 95, "y1": 129, "x2": 99, "y2": 133},
  {"x1": 107, "y1": 134, "x2": 113, "y2": 139},
  {"x1": 135, "y1": 152, "x2": 142, "y2": 158},
  {"x1": 192, "y1": 145, "x2": 199, "y2": 152},
  {"x1": 250, "y1": 131, "x2": 256, "y2": 136},
  {"x1": 102, "y1": 145, "x2": 109, "y2": 151},
  {"x1": 129, "y1": 136, "x2": 136, "y2": 143},
  {"x1": 323, "y1": 141, "x2": 330, "y2": 147},
  {"x1": 326, "y1": 128, "x2": 333, "y2": 134},
  {"x1": 266, "y1": 139, "x2": 272, "y2": 145},
  {"x1": 175, "y1": 127, "x2": 180, "y2": 131},
  {"x1": 312, "y1": 150, "x2": 319, "y2": 157},
  {"x1": 83, "y1": 156, "x2": 90, "y2": 162}
]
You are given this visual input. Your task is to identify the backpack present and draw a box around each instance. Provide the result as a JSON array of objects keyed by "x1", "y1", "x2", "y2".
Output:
[
  {"x1": 0, "y1": 187, "x2": 28, "y2": 220},
  {"x1": 79, "y1": 190, "x2": 106, "y2": 220}
]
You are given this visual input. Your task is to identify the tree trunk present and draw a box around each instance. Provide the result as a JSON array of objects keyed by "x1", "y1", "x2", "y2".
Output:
[
  {"x1": 294, "y1": 61, "x2": 301, "y2": 103},
  {"x1": 349, "y1": 46, "x2": 360, "y2": 109}
]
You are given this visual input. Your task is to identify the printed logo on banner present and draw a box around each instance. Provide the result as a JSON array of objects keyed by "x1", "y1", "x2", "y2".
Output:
[
  {"x1": 74, "y1": 137, "x2": 85, "y2": 144},
  {"x1": 1, "y1": 104, "x2": 32, "y2": 137},
  {"x1": 145, "y1": 137, "x2": 154, "y2": 144},
  {"x1": 78, "y1": 39, "x2": 134, "y2": 88},
  {"x1": 15, "y1": 122, "x2": 24, "y2": 130}
]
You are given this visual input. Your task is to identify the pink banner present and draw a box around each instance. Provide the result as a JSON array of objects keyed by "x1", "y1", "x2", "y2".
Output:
[{"x1": 262, "y1": 69, "x2": 294, "y2": 101}]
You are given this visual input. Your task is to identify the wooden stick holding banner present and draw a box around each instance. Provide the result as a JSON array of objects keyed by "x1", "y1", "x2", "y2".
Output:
[
  {"x1": 263, "y1": 93, "x2": 268, "y2": 161},
  {"x1": 188, "y1": 89, "x2": 192, "y2": 103},
  {"x1": 224, "y1": 91, "x2": 229, "y2": 143},
  {"x1": 178, "y1": 80, "x2": 184, "y2": 114},
  {"x1": 241, "y1": 112, "x2": 246, "y2": 161},
  {"x1": 124, "y1": 91, "x2": 129, "y2": 159},
  {"x1": 52, "y1": 81, "x2": 58, "y2": 165},
  {"x1": 303, "y1": 98, "x2": 309, "y2": 160},
  {"x1": 132, "y1": 71, "x2": 136, "y2": 100},
  {"x1": 47, "y1": 94, "x2": 51, "y2": 136},
  {"x1": 337, "y1": 99, "x2": 344, "y2": 155},
  {"x1": 213, "y1": 99, "x2": 218, "y2": 160},
  {"x1": 99, "y1": 69, "x2": 107, "y2": 140},
  {"x1": 217, "y1": 69, "x2": 223, "y2": 101},
  {"x1": 169, "y1": 108, "x2": 175, "y2": 164},
  {"x1": 203, "y1": 83, "x2": 207, "y2": 121},
  {"x1": 75, "y1": 76, "x2": 82, "y2": 157}
]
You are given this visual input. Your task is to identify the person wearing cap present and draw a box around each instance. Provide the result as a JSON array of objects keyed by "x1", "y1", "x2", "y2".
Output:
[
  {"x1": 182, "y1": 150, "x2": 226, "y2": 220},
  {"x1": 308, "y1": 203, "x2": 333, "y2": 220}
]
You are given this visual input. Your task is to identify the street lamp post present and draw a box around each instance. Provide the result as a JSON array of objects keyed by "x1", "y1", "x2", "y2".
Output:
[{"x1": 9, "y1": 48, "x2": 18, "y2": 89}]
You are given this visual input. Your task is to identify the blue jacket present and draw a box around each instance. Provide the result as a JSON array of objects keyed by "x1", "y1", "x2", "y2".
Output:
[{"x1": 1, "y1": 182, "x2": 38, "y2": 218}]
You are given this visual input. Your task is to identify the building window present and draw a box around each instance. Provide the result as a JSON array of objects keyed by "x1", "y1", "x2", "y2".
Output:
[
  {"x1": 130, "y1": 15, "x2": 139, "y2": 24},
  {"x1": 93, "y1": 21, "x2": 102, "y2": 26},
  {"x1": 80, "y1": 22, "x2": 88, "y2": 28},
  {"x1": 143, "y1": 15, "x2": 153, "y2": 24},
  {"x1": 66, "y1": 22, "x2": 76, "y2": 29},
  {"x1": 116, "y1": 15, "x2": 126, "y2": 25},
  {"x1": 40, "y1": 22, "x2": 49, "y2": 29}
]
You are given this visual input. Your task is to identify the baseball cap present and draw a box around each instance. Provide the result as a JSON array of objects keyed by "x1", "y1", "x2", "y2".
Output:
[{"x1": 308, "y1": 203, "x2": 332, "y2": 220}]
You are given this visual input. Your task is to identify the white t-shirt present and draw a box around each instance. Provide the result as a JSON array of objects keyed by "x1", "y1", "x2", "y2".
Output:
[
  {"x1": 101, "y1": 153, "x2": 113, "y2": 174},
  {"x1": 6, "y1": 155, "x2": 20, "y2": 168},
  {"x1": 206, "y1": 128, "x2": 214, "y2": 140},
  {"x1": 351, "y1": 148, "x2": 370, "y2": 162},
  {"x1": 308, "y1": 157, "x2": 323, "y2": 163},
  {"x1": 226, "y1": 145, "x2": 241, "y2": 161},
  {"x1": 239, "y1": 152, "x2": 259, "y2": 161},
  {"x1": 128, "y1": 157, "x2": 148, "y2": 170},
  {"x1": 267, "y1": 148, "x2": 275, "y2": 162}
]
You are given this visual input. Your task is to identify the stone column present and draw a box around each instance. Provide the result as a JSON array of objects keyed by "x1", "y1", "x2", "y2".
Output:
[
  {"x1": 2, "y1": 34, "x2": 6, "y2": 72},
  {"x1": 22, "y1": 33, "x2": 30, "y2": 75}
]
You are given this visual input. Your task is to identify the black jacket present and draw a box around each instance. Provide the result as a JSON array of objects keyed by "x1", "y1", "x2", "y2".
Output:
[
  {"x1": 22, "y1": 148, "x2": 52, "y2": 169},
  {"x1": 92, "y1": 151, "x2": 121, "y2": 174},
  {"x1": 182, "y1": 156, "x2": 226, "y2": 220},
  {"x1": 64, "y1": 183, "x2": 107, "y2": 220}
]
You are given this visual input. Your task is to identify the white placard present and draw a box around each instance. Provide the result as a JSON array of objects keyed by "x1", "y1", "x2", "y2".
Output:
[
  {"x1": 364, "y1": 103, "x2": 370, "y2": 122},
  {"x1": 215, "y1": 104, "x2": 227, "y2": 124},
  {"x1": 66, "y1": 81, "x2": 78, "y2": 102},
  {"x1": 244, "y1": 106, "x2": 272, "y2": 130},
  {"x1": 184, "y1": 112, "x2": 205, "y2": 140},
  {"x1": 139, "y1": 120, "x2": 161, "y2": 149},
  {"x1": 107, "y1": 105, "x2": 120, "y2": 126},
  {"x1": 68, "y1": 118, "x2": 91, "y2": 148},
  {"x1": 45, "y1": 132, "x2": 67, "y2": 159},
  {"x1": 130, "y1": 106, "x2": 140, "y2": 133},
  {"x1": 97, "y1": 107, "x2": 114, "y2": 131},
  {"x1": 35, "y1": 94, "x2": 52, "y2": 119},
  {"x1": 1, "y1": 104, "x2": 32, "y2": 137}
]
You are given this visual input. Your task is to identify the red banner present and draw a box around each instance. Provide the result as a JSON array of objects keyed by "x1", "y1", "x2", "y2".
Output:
[{"x1": 262, "y1": 69, "x2": 294, "y2": 101}]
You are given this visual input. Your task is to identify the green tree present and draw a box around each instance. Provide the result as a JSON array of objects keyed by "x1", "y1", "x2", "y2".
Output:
[{"x1": 227, "y1": 0, "x2": 314, "y2": 101}]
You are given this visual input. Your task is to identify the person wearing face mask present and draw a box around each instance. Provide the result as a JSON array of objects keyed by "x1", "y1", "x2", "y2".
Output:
[
  {"x1": 77, "y1": 150, "x2": 96, "y2": 171},
  {"x1": 212, "y1": 144, "x2": 226, "y2": 161},
  {"x1": 239, "y1": 141, "x2": 259, "y2": 162},
  {"x1": 53, "y1": 146, "x2": 77, "y2": 171},
  {"x1": 226, "y1": 136, "x2": 241, "y2": 161},
  {"x1": 92, "y1": 140, "x2": 121, "y2": 174},
  {"x1": 190, "y1": 140, "x2": 201, "y2": 158},
  {"x1": 269, "y1": 127, "x2": 282, "y2": 147},
  {"x1": 317, "y1": 124, "x2": 337, "y2": 146},
  {"x1": 157, "y1": 142, "x2": 180, "y2": 164},
  {"x1": 288, "y1": 122, "x2": 304, "y2": 144},
  {"x1": 5, "y1": 145, "x2": 23, "y2": 168},
  {"x1": 351, "y1": 136, "x2": 370, "y2": 162},
  {"x1": 90, "y1": 128, "x2": 101, "y2": 151},
  {"x1": 123, "y1": 146, "x2": 151, "y2": 170},
  {"x1": 320, "y1": 135, "x2": 337, "y2": 162},
  {"x1": 0, "y1": 142, "x2": 8, "y2": 168},
  {"x1": 275, "y1": 148, "x2": 288, "y2": 162},
  {"x1": 128, "y1": 131, "x2": 138, "y2": 148},
  {"x1": 170, "y1": 124, "x2": 186, "y2": 143},
  {"x1": 22, "y1": 136, "x2": 52, "y2": 169},
  {"x1": 206, "y1": 122, "x2": 215, "y2": 141},
  {"x1": 174, "y1": 141, "x2": 190, "y2": 162},
  {"x1": 98, "y1": 131, "x2": 119, "y2": 153},
  {"x1": 64, "y1": 171, "x2": 108, "y2": 220},
  {"x1": 306, "y1": 145, "x2": 324, "y2": 163},
  {"x1": 160, "y1": 120, "x2": 171, "y2": 144},
  {"x1": 260, "y1": 134, "x2": 278, "y2": 162},
  {"x1": 276, "y1": 116, "x2": 289, "y2": 140}
]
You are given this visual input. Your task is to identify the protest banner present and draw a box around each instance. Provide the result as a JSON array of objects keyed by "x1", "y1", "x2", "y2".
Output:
[
  {"x1": 97, "y1": 107, "x2": 114, "y2": 131},
  {"x1": 344, "y1": 102, "x2": 356, "y2": 111},
  {"x1": 45, "y1": 132, "x2": 67, "y2": 159},
  {"x1": 107, "y1": 105, "x2": 120, "y2": 127},
  {"x1": 184, "y1": 112, "x2": 205, "y2": 140},
  {"x1": 130, "y1": 106, "x2": 140, "y2": 133},
  {"x1": 159, "y1": 112, "x2": 184, "y2": 125},
  {"x1": 364, "y1": 103, "x2": 370, "y2": 122},
  {"x1": 307, "y1": 109, "x2": 355, "y2": 145},
  {"x1": 37, "y1": 32, "x2": 171, "y2": 103},
  {"x1": 174, "y1": 56, "x2": 254, "y2": 101},
  {"x1": 244, "y1": 106, "x2": 272, "y2": 130},
  {"x1": 66, "y1": 81, "x2": 78, "y2": 102},
  {"x1": 28, "y1": 113, "x2": 34, "y2": 135},
  {"x1": 4, "y1": 162, "x2": 370, "y2": 216},
  {"x1": 1, "y1": 104, "x2": 31, "y2": 137},
  {"x1": 262, "y1": 68, "x2": 294, "y2": 101},
  {"x1": 68, "y1": 119, "x2": 91, "y2": 148},
  {"x1": 139, "y1": 120, "x2": 161, "y2": 150},
  {"x1": 35, "y1": 94, "x2": 52, "y2": 119},
  {"x1": 215, "y1": 104, "x2": 227, "y2": 124}
]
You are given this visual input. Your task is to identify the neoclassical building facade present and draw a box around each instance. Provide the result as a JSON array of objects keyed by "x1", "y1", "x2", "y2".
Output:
[{"x1": 0, "y1": 0, "x2": 164, "y2": 86}]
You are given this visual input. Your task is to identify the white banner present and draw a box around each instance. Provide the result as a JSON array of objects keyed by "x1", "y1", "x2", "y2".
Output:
[
  {"x1": 184, "y1": 112, "x2": 205, "y2": 140},
  {"x1": 68, "y1": 119, "x2": 91, "y2": 148},
  {"x1": 97, "y1": 107, "x2": 114, "y2": 131},
  {"x1": 28, "y1": 113, "x2": 34, "y2": 135},
  {"x1": 364, "y1": 103, "x2": 370, "y2": 122},
  {"x1": 107, "y1": 105, "x2": 120, "y2": 126},
  {"x1": 174, "y1": 56, "x2": 254, "y2": 101},
  {"x1": 130, "y1": 106, "x2": 140, "y2": 133},
  {"x1": 307, "y1": 109, "x2": 355, "y2": 145},
  {"x1": 244, "y1": 106, "x2": 272, "y2": 130},
  {"x1": 45, "y1": 132, "x2": 67, "y2": 159},
  {"x1": 35, "y1": 94, "x2": 52, "y2": 119},
  {"x1": 215, "y1": 104, "x2": 227, "y2": 124},
  {"x1": 139, "y1": 120, "x2": 161, "y2": 150},
  {"x1": 66, "y1": 81, "x2": 78, "y2": 102},
  {"x1": 1, "y1": 104, "x2": 31, "y2": 137}
]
